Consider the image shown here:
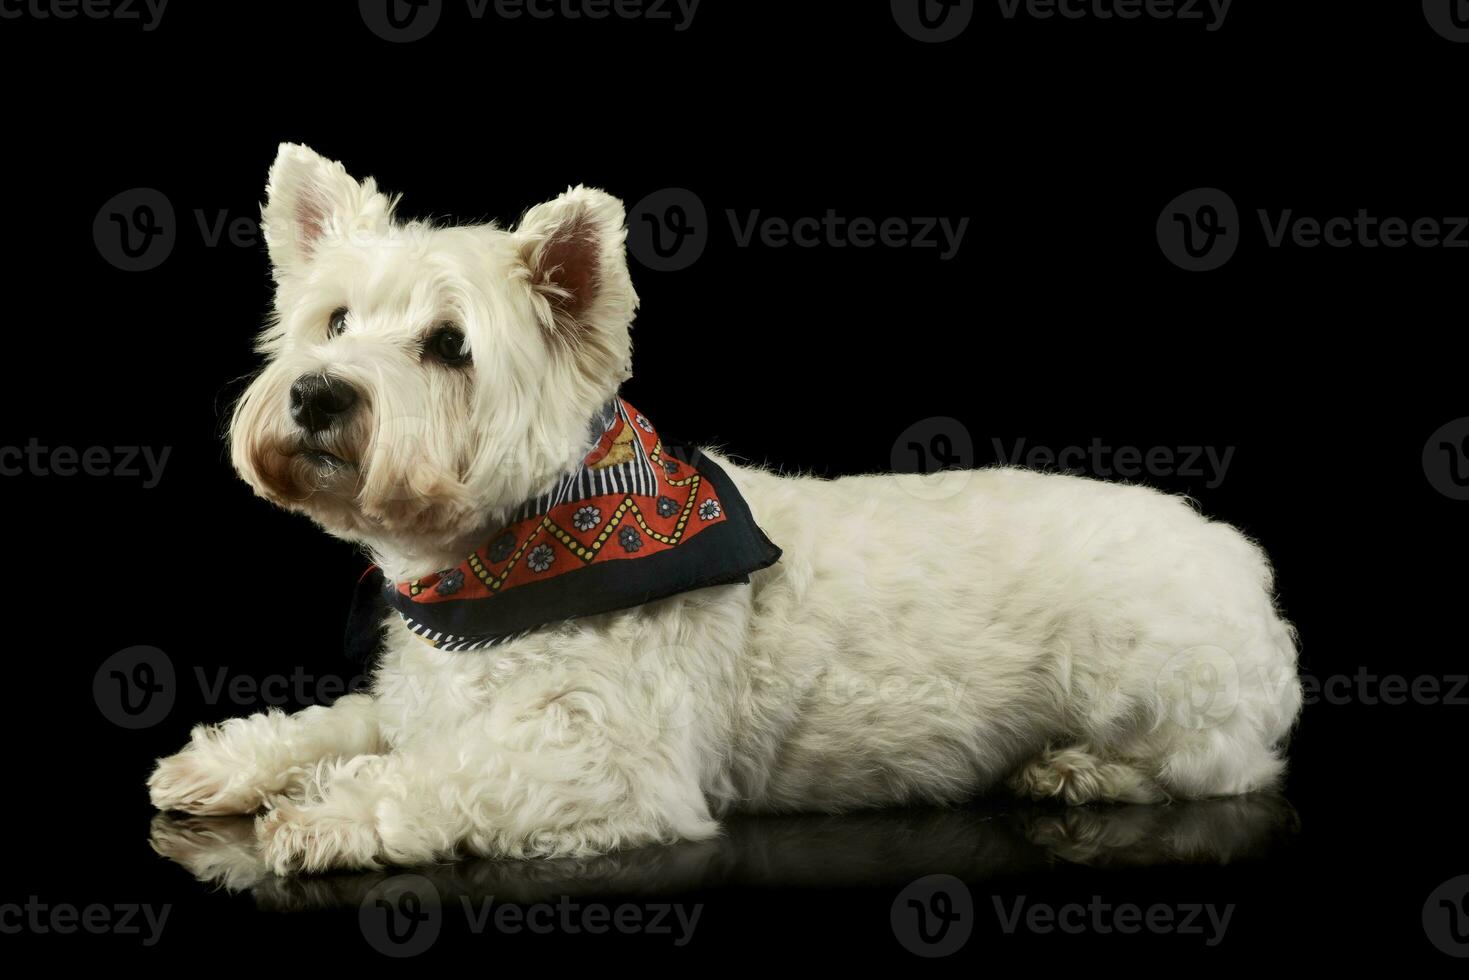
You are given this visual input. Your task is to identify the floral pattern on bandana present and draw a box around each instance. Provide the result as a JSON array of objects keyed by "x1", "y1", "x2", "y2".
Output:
[
  {"x1": 527, "y1": 544, "x2": 555, "y2": 573},
  {"x1": 488, "y1": 534, "x2": 516, "y2": 563}
]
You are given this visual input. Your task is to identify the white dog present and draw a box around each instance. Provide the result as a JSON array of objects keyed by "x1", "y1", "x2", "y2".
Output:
[{"x1": 148, "y1": 144, "x2": 1303, "y2": 875}]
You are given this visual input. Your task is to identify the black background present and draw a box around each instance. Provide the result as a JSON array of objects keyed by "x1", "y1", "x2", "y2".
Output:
[{"x1": 2, "y1": 0, "x2": 1465, "y2": 967}]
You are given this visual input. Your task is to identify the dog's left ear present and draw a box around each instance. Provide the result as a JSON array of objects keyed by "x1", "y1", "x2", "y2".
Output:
[
  {"x1": 514, "y1": 186, "x2": 638, "y2": 356},
  {"x1": 261, "y1": 143, "x2": 397, "y2": 280}
]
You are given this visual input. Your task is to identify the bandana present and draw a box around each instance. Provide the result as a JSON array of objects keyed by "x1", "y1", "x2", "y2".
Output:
[{"x1": 345, "y1": 399, "x2": 782, "y2": 661}]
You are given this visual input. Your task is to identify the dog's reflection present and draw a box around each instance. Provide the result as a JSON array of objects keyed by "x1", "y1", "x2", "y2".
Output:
[{"x1": 151, "y1": 794, "x2": 1297, "y2": 912}]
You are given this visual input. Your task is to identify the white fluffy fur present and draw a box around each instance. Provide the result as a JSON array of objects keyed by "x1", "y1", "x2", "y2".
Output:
[{"x1": 149, "y1": 145, "x2": 1303, "y2": 875}]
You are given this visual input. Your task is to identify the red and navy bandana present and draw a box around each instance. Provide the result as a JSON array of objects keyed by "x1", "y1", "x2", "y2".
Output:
[{"x1": 346, "y1": 399, "x2": 781, "y2": 661}]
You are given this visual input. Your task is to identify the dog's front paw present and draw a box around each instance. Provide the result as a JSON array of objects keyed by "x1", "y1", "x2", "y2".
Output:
[
  {"x1": 256, "y1": 799, "x2": 383, "y2": 876},
  {"x1": 148, "y1": 747, "x2": 277, "y2": 815}
]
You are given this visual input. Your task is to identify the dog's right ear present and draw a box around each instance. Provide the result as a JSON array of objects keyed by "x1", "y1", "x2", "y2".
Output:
[{"x1": 261, "y1": 143, "x2": 396, "y2": 279}]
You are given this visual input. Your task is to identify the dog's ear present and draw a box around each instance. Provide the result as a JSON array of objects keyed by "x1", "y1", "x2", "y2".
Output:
[
  {"x1": 261, "y1": 143, "x2": 396, "y2": 279},
  {"x1": 514, "y1": 186, "x2": 638, "y2": 357}
]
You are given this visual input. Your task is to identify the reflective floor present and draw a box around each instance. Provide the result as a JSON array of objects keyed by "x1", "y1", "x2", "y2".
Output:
[{"x1": 150, "y1": 794, "x2": 1297, "y2": 913}]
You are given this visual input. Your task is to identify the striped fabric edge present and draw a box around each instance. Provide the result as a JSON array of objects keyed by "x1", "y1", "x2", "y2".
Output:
[{"x1": 505, "y1": 402, "x2": 660, "y2": 523}]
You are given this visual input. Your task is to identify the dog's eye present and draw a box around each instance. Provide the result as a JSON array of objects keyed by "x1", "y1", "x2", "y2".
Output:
[
  {"x1": 427, "y1": 323, "x2": 470, "y2": 365},
  {"x1": 328, "y1": 308, "x2": 350, "y2": 337}
]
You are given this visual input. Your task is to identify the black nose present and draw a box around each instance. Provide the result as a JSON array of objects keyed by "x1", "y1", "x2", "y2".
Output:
[{"x1": 290, "y1": 375, "x2": 358, "y2": 433}]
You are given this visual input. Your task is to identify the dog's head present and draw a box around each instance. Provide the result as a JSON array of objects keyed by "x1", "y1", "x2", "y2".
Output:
[{"x1": 230, "y1": 144, "x2": 637, "y2": 564}]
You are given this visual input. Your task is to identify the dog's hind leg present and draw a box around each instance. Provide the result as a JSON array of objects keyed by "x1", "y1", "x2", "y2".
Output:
[
  {"x1": 148, "y1": 694, "x2": 383, "y2": 816},
  {"x1": 1007, "y1": 744, "x2": 1167, "y2": 805}
]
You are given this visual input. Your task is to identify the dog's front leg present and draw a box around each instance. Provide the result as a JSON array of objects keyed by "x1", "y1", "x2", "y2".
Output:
[
  {"x1": 254, "y1": 699, "x2": 719, "y2": 874},
  {"x1": 148, "y1": 694, "x2": 383, "y2": 816}
]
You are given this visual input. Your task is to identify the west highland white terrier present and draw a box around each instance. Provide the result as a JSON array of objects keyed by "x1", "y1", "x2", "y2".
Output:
[{"x1": 148, "y1": 144, "x2": 1303, "y2": 874}]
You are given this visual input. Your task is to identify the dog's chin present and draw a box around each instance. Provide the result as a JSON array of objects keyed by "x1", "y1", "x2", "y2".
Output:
[
  {"x1": 289, "y1": 441, "x2": 361, "y2": 492},
  {"x1": 265, "y1": 453, "x2": 400, "y2": 542},
  {"x1": 296, "y1": 446, "x2": 353, "y2": 473},
  {"x1": 242, "y1": 433, "x2": 485, "y2": 560},
  {"x1": 358, "y1": 482, "x2": 482, "y2": 547},
  {"x1": 302, "y1": 457, "x2": 479, "y2": 548},
  {"x1": 244, "y1": 437, "x2": 361, "y2": 511}
]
